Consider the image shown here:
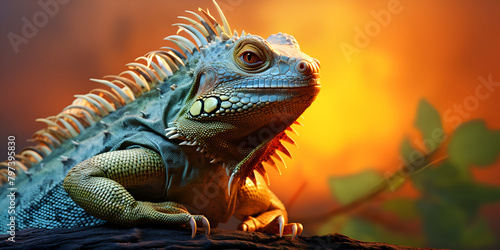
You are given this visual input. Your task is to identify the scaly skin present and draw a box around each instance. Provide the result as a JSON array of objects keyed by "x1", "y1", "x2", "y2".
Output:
[
  {"x1": 63, "y1": 148, "x2": 210, "y2": 235},
  {"x1": 64, "y1": 147, "x2": 302, "y2": 237},
  {"x1": 0, "y1": 1, "x2": 319, "y2": 239}
]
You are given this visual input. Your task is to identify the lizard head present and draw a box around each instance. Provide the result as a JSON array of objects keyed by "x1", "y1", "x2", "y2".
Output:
[
  {"x1": 170, "y1": 32, "x2": 320, "y2": 189},
  {"x1": 163, "y1": 3, "x2": 320, "y2": 195}
]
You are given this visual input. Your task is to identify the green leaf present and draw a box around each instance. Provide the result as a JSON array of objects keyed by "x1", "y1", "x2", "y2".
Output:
[
  {"x1": 414, "y1": 99, "x2": 445, "y2": 151},
  {"x1": 417, "y1": 198, "x2": 468, "y2": 248},
  {"x1": 413, "y1": 158, "x2": 500, "y2": 248},
  {"x1": 411, "y1": 161, "x2": 470, "y2": 191},
  {"x1": 417, "y1": 198, "x2": 497, "y2": 249},
  {"x1": 413, "y1": 160, "x2": 500, "y2": 220},
  {"x1": 440, "y1": 182, "x2": 500, "y2": 220},
  {"x1": 448, "y1": 120, "x2": 500, "y2": 168},
  {"x1": 328, "y1": 170, "x2": 384, "y2": 205},
  {"x1": 382, "y1": 198, "x2": 419, "y2": 220},
  {"x1": 400, "y1": 136, "x2": 417, "y2": 166},
  {"x1": 399, "y1": 137, "x2": 427, "y2": 177},
  {"x1": 461, "y1": 218, "x2": 497, "y2": 248}
]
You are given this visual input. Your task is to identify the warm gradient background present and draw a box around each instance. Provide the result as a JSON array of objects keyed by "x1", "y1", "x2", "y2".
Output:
[{"x1": 1, "y1": 0, "x2": 500, "y2": 247}]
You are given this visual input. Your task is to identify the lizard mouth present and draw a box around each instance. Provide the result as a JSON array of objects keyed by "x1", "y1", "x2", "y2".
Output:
[
  {"x1": 232, "y1": 74, "x2": 321, "y2": 101},
  {"x1": 233, "y1": 73, "x2": 320, "y2": 90}
]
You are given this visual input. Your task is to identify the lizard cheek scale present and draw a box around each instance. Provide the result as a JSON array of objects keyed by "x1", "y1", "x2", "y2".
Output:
[{"x1": 0, "y1": 0, "x2": 320, "y2": 240}]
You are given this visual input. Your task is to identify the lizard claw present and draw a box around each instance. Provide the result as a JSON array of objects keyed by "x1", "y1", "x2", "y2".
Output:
[
  {"x1": 189, "y1": 216, "x2": 197, "y2": 238},
  {"x1": 297, "y1": 223, "x2": 303, "y2": 236},
  {"x1": 291, "y1": 223, "x2": 298, "y2": 240},
  {"x1": 238, "y1": 215, "x2": 303, "y2": 239},
  {"x1": 202, "y1": 216, "x2": 210, "y2": 235},
  {"x1": 278, "y1": 215, "x2": 284, "y2": 237}
]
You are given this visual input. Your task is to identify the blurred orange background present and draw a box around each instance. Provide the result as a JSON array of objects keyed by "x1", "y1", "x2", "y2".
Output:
[{"x1": 1, "y1": 0, "x2": 500, "y2": 245}]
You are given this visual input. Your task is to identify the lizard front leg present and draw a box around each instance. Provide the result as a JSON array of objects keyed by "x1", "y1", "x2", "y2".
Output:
[
  {"x1": 234, "y1": 173, "x2": 303, "y2": 239},
  {"x1": 63, "y1": 148, "x2": 209, "y2": 237}
]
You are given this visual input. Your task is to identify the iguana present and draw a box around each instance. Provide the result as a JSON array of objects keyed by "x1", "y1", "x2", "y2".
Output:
[{"x1": 0, "y1": 1, "x2": 320, "y2": 239}]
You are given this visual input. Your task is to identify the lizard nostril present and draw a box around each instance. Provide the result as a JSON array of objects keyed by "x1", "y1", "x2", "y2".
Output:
[
  {"x1": 295, "y1": 60, "x2": 312, "y2": 75},
  {"x1": 299, "y1": 62, "x2": 306, "y2": 70}
]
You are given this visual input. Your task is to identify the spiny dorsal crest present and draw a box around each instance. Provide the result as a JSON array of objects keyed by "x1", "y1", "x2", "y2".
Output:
[{"x1": 0, "y1": 0, "x2": 240, "y2": 185}]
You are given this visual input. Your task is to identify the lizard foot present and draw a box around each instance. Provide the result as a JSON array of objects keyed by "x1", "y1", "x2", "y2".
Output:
[
  {"x1": 141, "y1": 201, "x2": 210, "y2": 238},
  {"x1": 237, "y1": 215, "x2": 303, "y2": 239}
]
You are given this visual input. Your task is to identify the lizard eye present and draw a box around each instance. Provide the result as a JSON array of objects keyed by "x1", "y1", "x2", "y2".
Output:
[
  {"x1": 240, "y1": 51, "x2": 263, "y2": 66},
  {"x1": 234, "y1": 37, "x2": 272, "y2": 73}
]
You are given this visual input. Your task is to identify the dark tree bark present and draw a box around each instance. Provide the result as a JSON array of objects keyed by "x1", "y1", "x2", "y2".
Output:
[{"x1": 1, "y1": 224, "x2": 437, "y2": 249}]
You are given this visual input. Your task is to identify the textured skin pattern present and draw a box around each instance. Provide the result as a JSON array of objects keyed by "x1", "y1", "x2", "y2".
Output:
[
  {"x1": 64, "y1": 148, "x2": 169, "y2": 226},
  {"x1": 16, "y1": 182, "x2": 105, "y2": 229},
  {"x1": 64, "y1": 148, "x2": 209, "y2": 229},
  {"x1": 63, "y1": 147, "x2": 300, "y2": 235}
]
